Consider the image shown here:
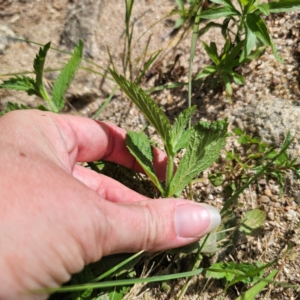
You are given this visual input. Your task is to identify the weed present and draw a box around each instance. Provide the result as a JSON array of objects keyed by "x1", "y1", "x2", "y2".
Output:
[
  {"x1": 189, "y1": 0, "x2": 300, "y2": 99},
  {"x1": 212, "y1": 128, "x2": 300, "y2": 197}
]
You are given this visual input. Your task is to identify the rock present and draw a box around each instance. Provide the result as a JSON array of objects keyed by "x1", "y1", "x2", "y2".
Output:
[
  {"x1": 259, "y1": 195, "x2": 270, "y2": 203},
  {"x1": 60, "y1": 0, "x2": 103, "y2": 58},
  {"x1": 264, "y1": 189, "x2": 272, "y2": 197},
  {"x1": 0, "y1": 24, "x2": 16, "y2": 54},
  {"x1": 232, "y1": 98, "x2": 300, "y2": 159}
]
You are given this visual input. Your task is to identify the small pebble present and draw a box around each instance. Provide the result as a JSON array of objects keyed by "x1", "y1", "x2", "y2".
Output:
[
  {"x1": 207, "y1": 194, "x2": 214, "y2": 200},
  {"x1": 264, "y1": 189, "x2": 272, "y2": 197},
  {"x1": 259, "y1": 195, "x2": 270, "y2": 203},
  {"x1": 268, "y1": 212, "x2": 275, "y2": 220},
  {"x1": 271, "y1": 195, "x2": 279, "y2": 202},
  {"x1": 284, "y1": 213, "x2": 293, "y2": 221}
]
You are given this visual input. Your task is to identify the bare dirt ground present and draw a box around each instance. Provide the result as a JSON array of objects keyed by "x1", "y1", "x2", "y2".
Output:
[{"x1": 1, "y1": 1, "x2": 300, "y2": 299}]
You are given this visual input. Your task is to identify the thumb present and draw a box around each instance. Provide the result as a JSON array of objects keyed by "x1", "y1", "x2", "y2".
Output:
[{"x1": 96, "y1": 199, "x2": 221, "y2": 256}]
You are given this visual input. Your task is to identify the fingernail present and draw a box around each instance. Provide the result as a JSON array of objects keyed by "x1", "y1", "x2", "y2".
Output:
[{"x1": 175, "y1": 203, "x2": 221, "y2": 238}]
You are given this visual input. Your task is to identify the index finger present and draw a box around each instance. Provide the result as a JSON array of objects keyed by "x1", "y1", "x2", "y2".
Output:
[{"x1": 55, "y1": 114, "x2": 168, "y2": 181}]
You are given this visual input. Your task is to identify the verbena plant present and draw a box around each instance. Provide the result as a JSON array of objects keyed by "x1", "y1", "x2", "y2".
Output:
[{"x1": 110, "y1": 69, "x2": 228, "y2": 197}]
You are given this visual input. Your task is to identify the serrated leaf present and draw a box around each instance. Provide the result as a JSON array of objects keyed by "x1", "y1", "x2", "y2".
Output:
[
  {"x1": 0, "y1": 76, "x2": 36, "y2": 95},
  {"x1": 200, "y1": 6, "x2": 238, "y2": 19},
  {"x1": 126, "y1": 131, "x2": 165, "y2": 195},
  {"x1": 208, "y1": 172, "x2": 224, "y2": 187},
  {"x1": 168, "y1": 119, "x2": 228, "y2": 196},
  {"x1": 171, "y1": 106, "x2": 196, "y2": 152},
  {"x1": 52, "y1": 39, "x2": 84, "y2": 112},
  {"x1": 173, "y1": 129, "x2": 192, "y2": 153},
  {"x1": 110, "y1": 69, "x2": 173, "y2": 155},
  {"x1": 239, "y1": 209, "x2": 265, "y2": 235},
  {"x1": 236, "y1": 270, "x2": 277, "y2": 300},
  {"x1": 206, "y1": 262, "x2": 243, "y2": 281},
  {"x1": 33, "y1": 42, "x2": 51, "y2": 90},
  {"x1": 269, "y1": 0, "x2": 300, "y2": 13},
  {"x1": 0, "y1": 102, "x2": 29, "y2": 117}
]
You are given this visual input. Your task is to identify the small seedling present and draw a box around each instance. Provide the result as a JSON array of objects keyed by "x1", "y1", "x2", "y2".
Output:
[
  {"x1": 0, "y1": 40, "x2": 83, "y2": 113},
  {"x1": 217, "y1": 128, "x2": 300, "y2": 197}
]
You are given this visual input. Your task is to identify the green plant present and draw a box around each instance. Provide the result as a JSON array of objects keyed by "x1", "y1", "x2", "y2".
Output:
[
  {"x1": 110, "y1": 69, "x2": 228, "y2": 198},
  {"x1": 214, "y1": 128, "x2": 300, "y2": 197},
  {"x1": 0, "y1": 40, "x2": 83, "y2": 113},
  {"x1": 192, "y1": 0, "x2": 300, "y2": 99}
]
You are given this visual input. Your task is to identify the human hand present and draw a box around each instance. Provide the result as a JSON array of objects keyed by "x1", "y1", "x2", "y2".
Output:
[{"x1": 0, "y1": 110, "x2": 220, "y2": 299}]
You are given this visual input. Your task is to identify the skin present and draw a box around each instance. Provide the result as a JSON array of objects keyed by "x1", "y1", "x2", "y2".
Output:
[{"x1": 0, "y1": 110, "x2": 220, "y2": 300}]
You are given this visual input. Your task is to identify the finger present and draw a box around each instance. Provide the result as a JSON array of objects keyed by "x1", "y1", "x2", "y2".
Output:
[
  {"x1": 94, "y1": 198, "x2": 221, "y2": 256},
  {"x1": 54, "y1": 114, "x2": 168, "y2": 180},
  {"x1": 73, "y1": 164, "x2": 148, "y2": 203}
]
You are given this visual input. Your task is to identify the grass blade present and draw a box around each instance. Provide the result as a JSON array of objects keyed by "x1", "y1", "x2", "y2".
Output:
[
  {"x1": 236, "y1": 270, "x2": 278, "y2": 300},
  {"x1": 38, "y1": 269, "x2": 204, "y2": 294}
]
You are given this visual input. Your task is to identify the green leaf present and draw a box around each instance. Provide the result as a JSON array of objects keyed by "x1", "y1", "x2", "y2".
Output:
[
  {"x1": 222, "y1": 73, "x2": 232, "y2": 99},
  {"x1": 208, "y1": 172, "x2": 224, "y2": 186},
  {"x1": 256, "y1": 3, "x2": 271, "y2": 15},
  {"x1": 225, "y1": 259, "x2": 277, "y2": 291},
  {"x1": 0, "y1": 102, "x2": 29, "y2": 117},
  {"x1": 109, "y1": 69, "x2": 173, "y2": 155},
  {"x1": 223, "y1": 41, "x2": 244, "y2": 67},
  {"x1": 135, "y1": 50, "x2": 161, "y2": 85},
  {"x1": 202, "y1": 41, "x2": 220, "y2": 65},
  {"x1": 171, "y1": 106, "x2": 196, "y2": 152},
  {"x1": 33, "y1": 42, "x2": 51, "y2": 91},
  {"x1": 246, "y1": 13, "x2": 283, "y2": 62},
  {"x1": 210, "y1": 0, "x2": 224, "y2": 4},
  {"x1": 173, "y1": 129, "x2": 192, "y2": 154},
  {"x1": 200, "y1": 6, "x2": 238, "y2": 19},
  {"x1": 239, "y1": 208, "x2": 265, "y2": 235},
  {"x1": 206, "y1": 262, "x2": 243, "y2": 282},
  {"x1": 231, "y1": 72, "x2": 245, "y2": 85},
  {"x1": 269, "y1": 0, "x2": 300, "y2": 13},
  {"x1": 168, "y1": 119, "x2": 228, "y2": 196},
  {"x1": 236, "y1": 270, "x2": 278, "y2": 300},
  {"x1": 243, "y1": 0, "x2": 256, "y2": 14},
  {"x1": 126, "y1": 131, "x2": 165, "y2": 195},
  {"x1": 52, "y1": 39, "x2": 84, "y2": 112},
  {"x1": 240, "y1": 25, "x2": 257, "y2": 61},
  {"x1": 194, "y1": 65, "x2": 217, "y2": 80},
  {"x1": 174, "y1": 17, "x2": 185, "y2": 29},
  {"x1": 233, "y1": 127, "x2": 244, "y2": 135},
  {"x1": 0, "y1": 76, "x2": 36, "y2": 95}
]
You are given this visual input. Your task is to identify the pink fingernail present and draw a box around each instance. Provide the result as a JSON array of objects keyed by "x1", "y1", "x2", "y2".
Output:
[{"x1": 175, "y1": 203, "x2": 221, "y2": 238}]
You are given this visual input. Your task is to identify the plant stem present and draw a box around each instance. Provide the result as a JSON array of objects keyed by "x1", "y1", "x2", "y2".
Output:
[
  {"x1": 166, "y1": 155, "x2": 174, "y2": 196},
  {"x1": 39, "y1": 85, "x2": 58, "y2": 112}
]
